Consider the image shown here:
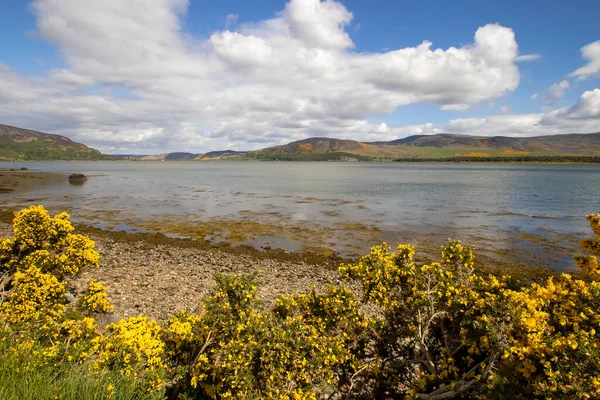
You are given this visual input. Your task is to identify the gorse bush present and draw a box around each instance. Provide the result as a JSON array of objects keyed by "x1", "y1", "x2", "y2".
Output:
[
  {"x1": 1, "y1": 206, "x2": 600, "y2": 399},
  {"x1": 0, "y1": 204, "x2": 99, "y2": 276},
  {"x1": 80, "y1": 279, "x2": 114, "y2": 314}
]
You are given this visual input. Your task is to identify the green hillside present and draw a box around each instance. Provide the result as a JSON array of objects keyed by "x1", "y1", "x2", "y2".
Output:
[
  {"x1": 3, "y1": 123, "x2": 599, "y2": 162},
  {"x1": 0, "y1": 124, "x2": 112, "y2": 161},
  {"x1": 251, "y1": 132, "x2": 600, "y2": 161}
]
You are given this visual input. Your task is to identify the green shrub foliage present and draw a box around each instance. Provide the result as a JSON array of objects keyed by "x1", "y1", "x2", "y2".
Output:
[{"x1": 2, "y1": 206, "x2": 600, "y2": 399}]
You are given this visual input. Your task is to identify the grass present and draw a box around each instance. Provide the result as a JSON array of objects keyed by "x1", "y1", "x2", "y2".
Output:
[{"x1": 0, "y1": 338, "x2": 165, "y2": 400}]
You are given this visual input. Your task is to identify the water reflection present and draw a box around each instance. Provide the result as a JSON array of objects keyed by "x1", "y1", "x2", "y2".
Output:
[{"x1": 1, "y1": 161, "x2": 599, "y2": 270}]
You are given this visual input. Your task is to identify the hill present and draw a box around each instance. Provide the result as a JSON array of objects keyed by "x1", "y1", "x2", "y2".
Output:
[
  {"x1": 251, "y1": 137, "x2": 393, "y2": 160},
  {"x1": 0, "y1": 124, "x2": 111, "y2": 161},
  {"x1": 4, "y1": 123, "x2": 598, "y2": 162},
  {"x1": 195, "y1": 150, "x2": 248, "y2": 160},
  {"x1": 388, "y1": 132, "x2": 600, "y2": 155},
  {"x1": 164, "y1": 152, "x2": 198, "y2": 161},
  {"x1": 252, "y1": 132, "x2": 600, "y2": 160},
  {"x1": 137, "y1": 151, "x2": 249, "y2": 161},
  {"x1": 139, "y1": 153, "x2": 200, "y2": 161},
  {"x1": 112, "y1": 154, "x2": 148, "y2": 160}
]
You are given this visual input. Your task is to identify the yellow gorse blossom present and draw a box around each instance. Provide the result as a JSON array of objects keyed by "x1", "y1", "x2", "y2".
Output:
[
  {"x1": 0, "y1": 265, "x2": 66, "y2": 324},
  {"x1": 576, "y1": 213, "x2": 600, "y2": 280},
  {"x1": 2, "y1": 205, "x2": 600, "y2": 399},
  {"x1": 0, "y1": 205, "x2": 99, "y2": 276},
  {"x1": 91, "y1": 316, "x2": 166, "y2": 374},
  {"x1": 80, "y1": 279, "x2": 114, "y2": 313}
]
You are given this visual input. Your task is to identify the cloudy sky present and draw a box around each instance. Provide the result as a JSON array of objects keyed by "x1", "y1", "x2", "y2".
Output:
[{"x1": 1, "y1": 0, "x2": 599, "y2": 154}]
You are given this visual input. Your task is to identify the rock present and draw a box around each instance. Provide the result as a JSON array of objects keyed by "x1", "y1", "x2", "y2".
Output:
[
  {"x1": 66, "y1": 292, "x2": 76, "y2": 303},
  {"x1": 68, "y1": 172, "x2": 88, "y2": 184},
  {"x1": 20, "y1": 167, "x2": 28, "y2": 171}
]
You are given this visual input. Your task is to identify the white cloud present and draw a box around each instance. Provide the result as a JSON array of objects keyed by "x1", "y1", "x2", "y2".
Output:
[
  {"x1": 570, "y1": 40, "x2": 600, "y2": 80},
  {"x1": 210, "y1": 31, "x2": 274, "y2": 70},
  {"x1": 550, "y1": 88, "x2": 600, "y2": 120},
  {"x1": 225, "y1": 13, "x2": 239, "y2": 29},
  {"x1": 446, "y1": 89, "x2": 600, "y2": 136},
  {"x1": 530, "y1": 93, "x2": 539, "y2": 100},
  {"x1": 500, "y1": 106, "x2": 511, "y2": 113},
  {"x1": 546, "y1": 80, "x2": 570, "y2": 105},
  {"x1": 441, "y1": 104, "x2": 470, "y2": 111},
  {"x1": 447, "y1": 114, "x2": 543, "y2": 136},
  {"x1": 515, "y1": 54, "x2": 542, "y2": 62},
  {"x1": 283, "y1": 0, "x2": 354, "y2": 49},
  {"x1": 0, "y1": 0, "x2": 594, "y2": 153},
  {"x1": 0, "y1": 64, "x2": 53, "y2": 102}
]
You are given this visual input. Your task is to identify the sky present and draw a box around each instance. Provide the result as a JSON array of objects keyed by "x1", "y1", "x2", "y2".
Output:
[{"x1": 0, "y1": 0, "x2": 599, "y2": 154}]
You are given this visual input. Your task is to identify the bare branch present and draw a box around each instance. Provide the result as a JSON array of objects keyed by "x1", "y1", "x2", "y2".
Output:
[{"x1": 417, "y1": 352, "x2": 496, "y2": 400}]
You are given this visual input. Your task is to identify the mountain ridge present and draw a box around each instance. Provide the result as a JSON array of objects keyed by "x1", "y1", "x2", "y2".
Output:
[
  {"x1": 252, "y1": 132, "x2": 600, "y2": 160},
  {"x1": 2, "y1": 123, "x2": 600, "y2": 161}
]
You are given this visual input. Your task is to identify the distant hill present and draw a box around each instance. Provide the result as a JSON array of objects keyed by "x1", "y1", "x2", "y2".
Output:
[
  {"x1": 164, "y1": 152, "x2": 198, "y2": 161},
  {"x1": 0, "y1": 124, "x2": 112, "y2": 161},
  {"x1": 258, "y1": 137, "x2": 365, "y2": 155},
  {"x1": 113, "y1": 154, "x2": 148, "y2": 160},
  {"x1": 140, "y1": 153, "x2": 200, "y2": 161},
  {"x1": 195, "y1": 150, "x2": 248, "y2": 160},
  {"x1": 133, "y1": 132, "x2": 600, "y2": 162},
  {"x1": 4, "y1": 122, "x2": 598, "y2": 162},
  {"x1": 387, "y1": 132, "x2": 600, "y2": 154},
  {"x1": 251, "y1": 137, "x2": 379, "y2": 161},
  {"x1": 253, "y1": 132, "x2": 600, "y2": 160},
  {"x1": 140, "y1": 154, "x2": 168, "y2": 161},
  {"x1": 136, "y1": 150, "x2": 250, "y2": 161}
]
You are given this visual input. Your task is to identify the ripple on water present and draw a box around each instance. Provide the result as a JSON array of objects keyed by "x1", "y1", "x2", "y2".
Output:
[{"x1": 1, "y1": 161, "x2": 599, "y2": 271}]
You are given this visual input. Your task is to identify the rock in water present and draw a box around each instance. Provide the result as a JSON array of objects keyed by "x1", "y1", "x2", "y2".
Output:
[{"x1": 68, "y1": 173, "x2": 88, "y2": 184}]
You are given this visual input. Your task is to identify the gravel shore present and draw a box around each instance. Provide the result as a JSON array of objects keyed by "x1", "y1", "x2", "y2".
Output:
[{"x1": 0, "y1": 222, "x2": 340, "y2": 323}]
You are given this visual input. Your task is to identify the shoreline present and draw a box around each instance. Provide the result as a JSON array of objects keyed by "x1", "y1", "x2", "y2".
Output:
[
  {"x1": 0, "y1": 206, "x2": 564, "y2": 324},
  {"x1": 0, "y1": 215, "x2": 561, "y2": 324},
  {"x1": 0, "y1": 204, "x2": 572, "y2": 280},
  {"x1": 1, "y1": 168, "x2": 586, "y2": 273},
  {"x1": 0, "y1": 218, "x2": 341, "y2": 323},
  {"x1": 2, "y1": 157, "x2": 600, "y2": 164},
  {"x1": 0, "y1": 167, "x2": 588, "y2": 317}
]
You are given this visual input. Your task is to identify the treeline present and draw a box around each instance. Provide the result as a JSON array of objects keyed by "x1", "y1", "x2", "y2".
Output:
[{"x1": 393, "y1": 155, "x2": 600, "y2": 163}]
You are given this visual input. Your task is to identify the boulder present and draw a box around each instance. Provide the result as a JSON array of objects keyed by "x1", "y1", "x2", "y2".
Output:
[
  {"x1": 20, "y1": 167, "x2": 28, "y2": 171},
  {"x1": 68, "y1": 172, "x2": 88, "y2": 184}
]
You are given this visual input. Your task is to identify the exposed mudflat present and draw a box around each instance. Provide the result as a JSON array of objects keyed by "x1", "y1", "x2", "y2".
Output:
[
  {"x1": 1, "y1": 163, "x2": 597, "y2": 271},
  {"x1": 2, "y1": 163, "x2": 591, "y2": 323},
  {"x1": 0, "y1": 222, "x2": 340, "y2": 323}
]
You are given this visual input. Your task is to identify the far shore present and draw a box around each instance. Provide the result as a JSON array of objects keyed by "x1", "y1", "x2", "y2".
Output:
[{"x1": 1, "y1": 155, "x2": 600, "y2": 164}]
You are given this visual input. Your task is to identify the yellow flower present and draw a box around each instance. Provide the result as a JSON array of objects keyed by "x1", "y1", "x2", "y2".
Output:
[
  {"x1": 0, "y1": 265, "x2": 66, "y2": 323},
  {"x1": 80, "y1": 279, "x2": 114, "y2": 313}
]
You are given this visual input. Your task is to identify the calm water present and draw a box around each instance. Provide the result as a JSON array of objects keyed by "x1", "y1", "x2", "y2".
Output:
[{"x1": 2, "y1": 161, "x2": 599, "y2": 269}]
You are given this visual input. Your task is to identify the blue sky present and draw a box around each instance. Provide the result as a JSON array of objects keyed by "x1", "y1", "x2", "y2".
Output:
[{"x1": 0, "y1": 0, "x2": 599, "y2": 153}]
